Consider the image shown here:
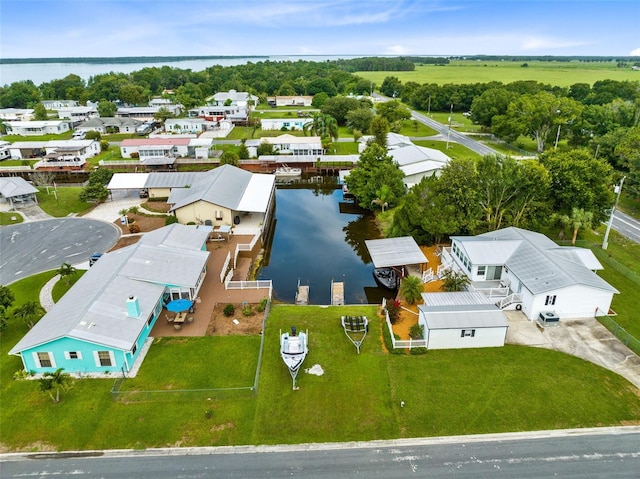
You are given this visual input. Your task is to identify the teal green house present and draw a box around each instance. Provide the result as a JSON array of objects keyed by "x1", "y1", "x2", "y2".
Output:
[{"x1": 9, "y1": 224, "x2": 210, "y2": 376}]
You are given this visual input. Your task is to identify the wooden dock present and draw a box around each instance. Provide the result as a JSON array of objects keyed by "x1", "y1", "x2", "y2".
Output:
[
  {"x1": 295, "y1": 280, "x2": 309, "y2": 305},
  {"x1": 331, "y1": 280, "x2": 344, "y2": 306}
]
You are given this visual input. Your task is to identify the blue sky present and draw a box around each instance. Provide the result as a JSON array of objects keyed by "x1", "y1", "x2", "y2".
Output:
[{"x1": 1, "y1": 0, "x2": 638, "y2": 58}]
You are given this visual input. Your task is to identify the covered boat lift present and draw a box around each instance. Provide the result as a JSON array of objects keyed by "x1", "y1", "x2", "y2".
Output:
[{"x1": 365, "y1": 237, "x2": 428, "y2": 287}]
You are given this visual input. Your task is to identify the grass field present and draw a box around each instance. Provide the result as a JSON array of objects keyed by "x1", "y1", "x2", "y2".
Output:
[
  {"x1": 0, "y1": 211, "x2": 24, "y2": 225},
  {"x1": 356, "y1": 60, "x2": 640, "y2": 87},
  {"x1": 2, "y1": 298, "x2": 639, "y2": 451}
]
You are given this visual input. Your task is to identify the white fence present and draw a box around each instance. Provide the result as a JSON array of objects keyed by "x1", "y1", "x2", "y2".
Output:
[
  {"x1": 0, "y1": 165, "x2": 31, "y2": 171},
  {"x1": 381, "y1": 299, "x2": 427, "y2": 350},
  {"x1": 220, "y1": 252, "x2": 231, "y2": 282},
  {"x1": 233, "y1": 234, "x2": 260, "y2": 269}
]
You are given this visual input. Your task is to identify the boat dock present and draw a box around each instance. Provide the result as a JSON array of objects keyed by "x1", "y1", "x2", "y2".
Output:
[
  {"x1": 295, "y1": 280, "x2": 309, "y2": 305},
  {"x1": 331, "y1": 279, "x2": 344, "y2": 306}
]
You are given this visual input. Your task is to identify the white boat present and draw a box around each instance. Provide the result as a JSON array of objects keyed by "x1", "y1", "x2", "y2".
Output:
[
  {"x1": 274, "y1": 164, "x2": 302, "y2": 178},
  {"x1": 280, "y1": 327, "x2": 308, "y2": 389}
]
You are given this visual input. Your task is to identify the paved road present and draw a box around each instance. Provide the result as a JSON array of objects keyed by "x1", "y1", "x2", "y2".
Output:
[
  {"x1": 0, "y1": 218, "x2": 120, "y2": 285},
  {"x1": 2, "y1": 428, "x2": 639, "y2": 478},
  {"x1": 372, "y1": 93, "x2": 500, "y2": 157},
  {"x1": 611, "y1": 210, "x2": 640, "y2": 244}
]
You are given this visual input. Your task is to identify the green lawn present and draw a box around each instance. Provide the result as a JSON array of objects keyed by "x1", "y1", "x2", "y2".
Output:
[
  {"x1": 413, "y1": 140, "x2": 482, "y2": 159},
  {"x1": 51, "y1": 271, "x2": 85, "y2": 303},
  {"x1": 36, "y1": 186, "x2": 94, "y2": 217},
  {"x1": 0, "y1": 211, "x2": 24, "y2": 225},
  {"x1": 1, "y1": 292, "x2": 639, "y2": 451},
  {"x1": 357, "y1": 60, "x2": 640, "y2": 87}
]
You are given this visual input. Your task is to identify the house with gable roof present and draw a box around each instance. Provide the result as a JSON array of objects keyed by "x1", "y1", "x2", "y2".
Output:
[
  {"x1": 8, "y1": 224, "x2": 210, "y2": 376},
  {"x1": 439, "y1": 227, "x2": 618, "y2": 321},
  {"x1": 206, "y1": 89, "x2": 258, "y2": 108},
  {"x1": 167, "y1": 164, "x2": 276, "y2": 240}
]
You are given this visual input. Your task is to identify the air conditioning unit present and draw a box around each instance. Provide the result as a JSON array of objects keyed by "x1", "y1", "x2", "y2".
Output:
[{"x1": 538, "y1": 311, "x2": 560, "y2": 326}]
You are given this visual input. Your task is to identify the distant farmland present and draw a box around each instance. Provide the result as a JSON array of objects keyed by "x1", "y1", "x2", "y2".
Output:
[{"x1": 356, "y1": 60, "x2": 640, "y2": 87}]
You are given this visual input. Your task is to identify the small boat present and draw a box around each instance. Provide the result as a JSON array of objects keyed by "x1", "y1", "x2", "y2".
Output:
[
  {"x1": 342, "y1": 183, "x2": 354, "y2": 201},
  {"x1": 274, "y1": 164, "x2": 302, "y2": 178},
  {"x1": 280, "y1": 326, "x2": 308, "y2": 389},
  {"x1": 373, "y1": 267, "x2": 400, "y2": 290}
]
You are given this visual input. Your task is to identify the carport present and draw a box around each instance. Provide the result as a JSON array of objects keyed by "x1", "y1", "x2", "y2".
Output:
[{"x1": 107, "y1": 172, "x2": 150, "y2": 199}]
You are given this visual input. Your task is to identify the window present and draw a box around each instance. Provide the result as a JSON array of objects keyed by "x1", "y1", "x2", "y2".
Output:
[
  {"x1": 97, "y1": 351, "x2": 112, "y2": 367},
  {"x1": 215, "y1": 210, "x2": 223, "y2": 220},
  {"x1": 131, "y1": 344, "x2": 137, "y2": 355},
  {"x1": 64, "y1": 351, "x2": 82, "y2": 360},
  {"x1": 460, "y1": 329, "x2": 476, "y2": 338},
  {"x1": 477, "y1": 266, "x2": 486, "y2": 276},
  {"x1": 545, "y1": 295, "x2": 557, "y2": 306},
  {"x1": 37, "y1": 352, "x2": 53, "y2": 367}
]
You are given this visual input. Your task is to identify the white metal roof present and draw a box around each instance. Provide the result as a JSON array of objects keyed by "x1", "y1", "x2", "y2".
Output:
[
  {"x1": 421, "y1": 309, "x2": 509, "y2": 330},
  {"x1": 365, "y1": 236, "x2": 427, "y2": 268},
  {"x1": 237, "y1": 174, "x2": 275, "y2": 212},
  {"x1": 107, "y1": 173, "x2": 150, "y2": 190}
]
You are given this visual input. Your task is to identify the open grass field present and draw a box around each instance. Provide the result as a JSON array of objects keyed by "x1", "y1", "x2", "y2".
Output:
[
  {"x1": 0, "y1": 211, "x2": 24, "y2": 225},
  {"x1": 356, "y1": 60, "x2": 640, "y2": 87},
  {"x1": 1, "y1": 298, "x2": 639, "y2": 451}
]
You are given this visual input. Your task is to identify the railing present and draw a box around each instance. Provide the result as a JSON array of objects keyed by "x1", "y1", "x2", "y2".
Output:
[
  {"x1": 220, "y1": 252, "x2": 231, "y2": 282},
  {"x1": 0, "y1": 165, "x2": 31, "y2": 171},
  {"x1": 226, "y1": 279, "x2": 272, "y2": 291},
  {"x1": 176, "y1": 157, "x2": 218, "y2": 164},
  {"x1": 381, "y1": 299, "x2": 427, "y2": 350},
  {"x1": 422, "y1": 268, "x2": 434, "y2": 283},
  {"x1": 99, "y1": 159, "x2": 140, "y2": 166},
  {"x1": 34, "y1": 159, "x2": 86, "y2": 169},
  {"x1": 497, "y1": 293, "x2": 522, "y2": 309},
  {"x1": 470, "y1": 285, "x2": 510, "y2": 298}
]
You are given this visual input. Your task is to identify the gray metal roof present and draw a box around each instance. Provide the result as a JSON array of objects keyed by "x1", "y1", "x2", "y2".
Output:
[
  {"x1": 145, "y1": 172, "x2": 203, "y2": 189},
  {"x1": 453, "y1": 227, "x2": 617, "y2": 294},
  {"x1": 9, "y1": 224, "x2": 209, "y2": 355},
  {"x1": 365, "y1": 236, "x2": 427, "y2": 268},
  {"x1": 420, "y1": 309, "x2": 509, "y2": 330},
  {"x1": 168, "y1": 164, "x2": 255, "y2": 211},
  {"x1": 0, "y1": 177, "x2": 38, "y2": 198},
  {"x1": 421, "y1": 291, "x2": 494, "y2": 307}
]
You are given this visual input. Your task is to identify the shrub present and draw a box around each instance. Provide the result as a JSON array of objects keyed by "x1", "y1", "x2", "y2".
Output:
[
  {"x1": 165, "y1": 216, "x2": 178, "y2": 225},
  {"x1": 256, "y1": 297, "x2": 268, "y2": 312},
  {"x1": 386, "y1": 299, "x2": 401, "y2": 324},
  {"x1": 242, "y1": 304, "x2": 253, "y2": 317},
  {"x1": 409, "y1": 323, "x2": 424, "y2": 339},
  {"x1": 128, "y1": 223, "x2": 141, "y2": 234},
  {"x1": 410, "y1": 347, "x2": 428, "y2": 355},
  {"x1": 223, "y1": 304, "x2": 235, "y2": 317}
]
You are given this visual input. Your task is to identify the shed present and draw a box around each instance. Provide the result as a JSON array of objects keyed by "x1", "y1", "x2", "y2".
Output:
[{"x1": 418, "y1": 292, "x2": 509, "y2": 349}]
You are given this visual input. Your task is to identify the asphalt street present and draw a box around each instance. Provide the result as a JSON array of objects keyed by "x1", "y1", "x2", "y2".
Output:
[
  {"x1": 0, "y1": 218, "x2": 120, "y2": 285},
  {"x1": 611, "y1": 210, "x2": 640, "y2": 244},
  {"x1": 2, "y1": 428, "x2": 639, "y2": 478}
]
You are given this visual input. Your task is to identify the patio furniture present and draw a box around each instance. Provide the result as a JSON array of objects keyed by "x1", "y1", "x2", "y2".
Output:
[
  {"x1": 174, "y1": 323, "x2": 182, "y2": 331},
  {"x1": 166, "y1": 314, "x2": 174, "y2": 323},
  {"x1": 187, "y1": 316, "x2": 194, "y2": 324},
  {"x1": 174, "y1": 312, "x2": 187, "y2": 324}
]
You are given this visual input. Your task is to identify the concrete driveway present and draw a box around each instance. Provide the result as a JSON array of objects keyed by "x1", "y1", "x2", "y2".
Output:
[{"x1": 505, "y1": 311, "x2": 640, "y2": 389}]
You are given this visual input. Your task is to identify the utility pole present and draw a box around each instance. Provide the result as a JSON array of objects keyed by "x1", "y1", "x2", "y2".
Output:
[
  {"x1": 602, "y1": 176, "x2": 625, "y2": 250},
  {"x1": 446, "y1": 103, "x2": 453, "y2": 149}
]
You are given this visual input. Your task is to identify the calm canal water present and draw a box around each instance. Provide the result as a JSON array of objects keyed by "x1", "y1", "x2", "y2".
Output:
[{"x1": 258, "y1": 183, "x2": 395, "y2": 305}]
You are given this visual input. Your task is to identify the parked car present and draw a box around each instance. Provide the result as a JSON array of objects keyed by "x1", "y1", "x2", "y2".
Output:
[
  {"x1": 89, "y1": 253, "x2": 103, "y2": 267},
  {"x1": 139, "y1": 189, "x2": 149, "y2": 198}
]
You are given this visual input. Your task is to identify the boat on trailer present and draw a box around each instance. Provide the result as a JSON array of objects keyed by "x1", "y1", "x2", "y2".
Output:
[
  {"x1": 274, "y1": 164, "x2": 302, "y2": 178},
  {"x1": 280, "y1": 326, "x2": 308, "y2": 389},
  {"x1": 373, "y1": 267, "x2": 401, "y2": 289}
]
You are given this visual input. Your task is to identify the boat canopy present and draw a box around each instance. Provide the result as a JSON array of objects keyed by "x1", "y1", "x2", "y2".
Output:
[{"x1": 365, "y1": 236, "x2": 427, "y2": 268}]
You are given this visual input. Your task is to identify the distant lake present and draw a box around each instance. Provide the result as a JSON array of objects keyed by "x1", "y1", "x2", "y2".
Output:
[
  {"x1": 258, "y1": 185, "x2": 394, "y2": 305},
  {"x1": 0, "y1": 55, "x2": 361, "y2": 85}
]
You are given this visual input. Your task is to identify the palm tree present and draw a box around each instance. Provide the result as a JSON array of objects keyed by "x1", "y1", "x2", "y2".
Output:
[
  {"x1": 569, "y1": 207, "x2": 594, "y2": 246},
  {"x1": 440, "y1": 270, "x2": 470, "y2": 292},
  {"x1": 399, "y1": 275, "x2": 424, "y2": 305},
  {"x1": 39, "y1": 368, "x2": 74, "y2": 403},
  {"x1": 371, "y1": 185, "x2": 392, "y2": 213},
  {"x1": 304, "y1": 113, "x2": 339, "y2": 140},
  {"x1": 13, "y1": 301, "x2": 45, "y2": 328},
  {"x1": 57, "y1": 262, "x2": 77, "y2": 285}
]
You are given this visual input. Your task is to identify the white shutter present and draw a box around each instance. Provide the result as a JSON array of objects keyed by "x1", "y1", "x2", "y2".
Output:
[
  {"x1": 76, "y1": 351, "x2": 83, "y2": 360},
  {"x1": 50, "y1": 354, "x2": 57, "y2": 368},
  {"x1": 64, "y1": 351, "x2": 70, "y2": 360},
  {"x1": 32, "y1": 352, "x2": 41, "y2": 368},
  {"x1": 93, "y1": 351, "x2": 100, "y2": 367},
  {"x1": 109, "y1": 351, "x2": 115, "y2": 367}
]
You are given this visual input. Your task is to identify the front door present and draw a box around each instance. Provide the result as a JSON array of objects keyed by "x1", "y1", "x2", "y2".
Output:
[{"x1": 486, "y1": 266, "x2": 503, "y2": 281}]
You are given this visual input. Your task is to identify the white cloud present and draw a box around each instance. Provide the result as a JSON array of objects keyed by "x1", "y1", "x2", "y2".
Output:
[
  {"x1": 386, "y1": 45, "x2": 408, "y2": 55},
  {"x1": 631, "y1": 47, "x2": 640, "y2": 56},
  {"x1": 520, "y1": 36, "x2": 590, "y2": 51}
]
